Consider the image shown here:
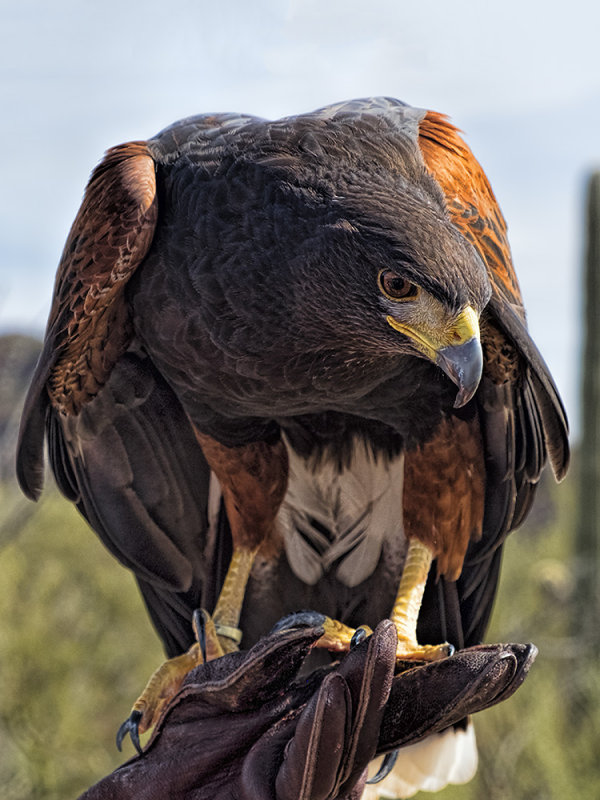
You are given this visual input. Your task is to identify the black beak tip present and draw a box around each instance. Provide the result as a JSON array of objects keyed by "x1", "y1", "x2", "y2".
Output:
[
  {"x1": 437, "y1": 336, "x2": 483, "y2": 408},
  {"x1": 453, "y1": 384, "x2": 475, "y2": 409}
]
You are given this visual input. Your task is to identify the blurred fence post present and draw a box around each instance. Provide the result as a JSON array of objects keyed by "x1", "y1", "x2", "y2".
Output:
[{"x1": 576, "y1": 171, "x2": 600, "y2": 651}]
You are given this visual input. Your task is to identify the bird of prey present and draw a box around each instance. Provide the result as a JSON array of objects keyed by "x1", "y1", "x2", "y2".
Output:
[{"x1": 17, "y1": 98, "x2": 568, "y2": 795}]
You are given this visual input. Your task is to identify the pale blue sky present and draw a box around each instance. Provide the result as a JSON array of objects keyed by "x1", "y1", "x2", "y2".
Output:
[{"x1": 2, "y1": 0, "x2": 599, "y2": 428}]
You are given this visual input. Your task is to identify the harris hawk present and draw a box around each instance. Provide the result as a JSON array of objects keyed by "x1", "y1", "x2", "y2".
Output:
[{"x1": 17, "y1": 98, "x2": 568, "y2": 796}]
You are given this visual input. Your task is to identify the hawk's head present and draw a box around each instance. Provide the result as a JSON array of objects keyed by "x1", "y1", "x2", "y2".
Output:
[
  {"x1": 276, "y1": 165, "x2": 492, "y2": 408},
  {"x1": 195, "y1": 144, "x2": 492, "y2": 411}
]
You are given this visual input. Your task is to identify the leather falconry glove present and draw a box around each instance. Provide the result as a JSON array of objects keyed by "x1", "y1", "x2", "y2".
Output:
[{"x1": 79, "y1": 618, "x2": 536, "y2": 800}]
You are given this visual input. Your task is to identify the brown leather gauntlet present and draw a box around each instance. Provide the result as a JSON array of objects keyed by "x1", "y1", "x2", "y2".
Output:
[{"x1": 79, "y1": 619, "x2": 535, "y2": 800}]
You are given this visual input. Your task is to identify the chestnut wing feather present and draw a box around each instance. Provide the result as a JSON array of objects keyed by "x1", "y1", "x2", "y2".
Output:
[{"x1": 16, "y1": 142, "x2": 158, "y2": 500}]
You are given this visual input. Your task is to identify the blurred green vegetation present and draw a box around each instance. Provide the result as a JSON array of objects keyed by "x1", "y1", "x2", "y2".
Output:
[
  {"x1": 0, "y1": 483, "x2": 162, "y2": 799},
  {"x1": 1, "y1": 466, "x2": 598, "y2": 799}
]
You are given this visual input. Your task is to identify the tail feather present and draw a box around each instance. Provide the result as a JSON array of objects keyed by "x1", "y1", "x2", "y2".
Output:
[{"x1": 364, "y1": 723, "x2": 477, "y2": 799}]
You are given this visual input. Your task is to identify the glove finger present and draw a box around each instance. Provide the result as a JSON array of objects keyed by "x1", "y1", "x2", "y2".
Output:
[
  {"x1": 378, "y1": 642, "x2": 537, "y2": 752},
  {"x1": 461, "y1": 643, "x2": 537, "y2": 708},
  {"x1": 275, "y1": 672, "x2": 351, "y2": 800},
  {"x1": 334, "y1": 620, "x2": 397, "y2": 795}
]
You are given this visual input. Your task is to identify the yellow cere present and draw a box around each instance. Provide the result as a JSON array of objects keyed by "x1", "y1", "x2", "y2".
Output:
[{"x1": 386, "y1": 305, "x2": 479, "y2": 360}]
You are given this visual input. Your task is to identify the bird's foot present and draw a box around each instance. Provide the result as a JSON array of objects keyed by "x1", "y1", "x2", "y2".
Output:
[
  {"x1": 272, "y1": 611, "x2": 452, "y2": 672},
  {"x1": 116, "y1": 643, "x2": 202, "y2": 753},
  {"x1": 117, "y1": 609, "x2": 241, "y2": 753},
  {"x1": 271, "y1": 610, "x2": 368, "y2": 654},
  {"x1": 316, "y1": 616, "x2": 371, "y2": 653},
  {"x1": 390, "y1": 538, "x2": 453, "y2": 664},
  {"x1": 394, "y1": 635, "x2": 454, "y2": 664},
  {"x1": 117, "y1": 544, "x2": 257, "y2": 753}
]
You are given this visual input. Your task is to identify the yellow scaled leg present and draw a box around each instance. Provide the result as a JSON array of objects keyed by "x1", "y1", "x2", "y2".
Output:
[
  {"x1": 311, "y1": 539, "x2": 451, "y2": 663},
  {"x1": 117, "y1": 545, "x2": 258, "y2": 753},
  {"x1": 211, "y1": 545, "x2": 258, "y2": 654},
  {"x1": 390, "y1": 538, "x2": 452, "y2": 661}
]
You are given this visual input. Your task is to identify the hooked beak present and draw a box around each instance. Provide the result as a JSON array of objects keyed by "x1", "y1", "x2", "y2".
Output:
[
  {"x1": 436, "y1": 335, "x2": 483, "y2": 408},
  {"x1": 386, "y1": 305, "x2": 483, "y2": 408}
]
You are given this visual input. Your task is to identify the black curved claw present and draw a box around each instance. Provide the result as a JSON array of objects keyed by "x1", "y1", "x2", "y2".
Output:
[
  {"x1": 366, "y1": 748, "x2": 399, "y2": 784},
  {"x1": 193, "y1": 608, "x2": 208, "y2": 663},
  {"x1": 350, "y1": 626, "x2": 369, "y2": 649},
  {"x1": 116, "y1": 709, "x2": 143, "y2": 755}
]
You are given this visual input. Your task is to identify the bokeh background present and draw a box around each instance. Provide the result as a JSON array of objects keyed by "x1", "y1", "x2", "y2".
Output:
[{"x1": 1, "y1": 1, "x2": 599, "y2": 797}]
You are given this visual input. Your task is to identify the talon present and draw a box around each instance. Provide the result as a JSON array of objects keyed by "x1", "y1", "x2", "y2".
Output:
[
  {"x1": 116, "y1": 709, "x2": 143, "y2": 755},
  {"x1": 272, "y1": 613, "x2": 373, "y2": 656},
  {"x1": 350, "y1": 625, "x2": 371, "y2": 649},
  {"x1": 192, "y1": 607, "x2": 228, "y2": 661},
  {"x1": 193, "y1": 608, "x2": 208, "y2": 663},
  {"x1": 367, "y1": 749, "x2": 399, "y2": 784}
]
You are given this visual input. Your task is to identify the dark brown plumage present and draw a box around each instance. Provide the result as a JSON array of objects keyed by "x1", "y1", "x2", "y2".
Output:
[{"x1": 17, "y1": 98, "x2": 569, "y2": 792}]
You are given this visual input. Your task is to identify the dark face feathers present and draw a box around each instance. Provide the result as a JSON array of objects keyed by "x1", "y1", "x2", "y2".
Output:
[
  {"x1": 197, "y1": 152, "x2": 490, "y2": 340},
  {"x1": 240, "y1": 164, "x2": 491, "y2": 360}
]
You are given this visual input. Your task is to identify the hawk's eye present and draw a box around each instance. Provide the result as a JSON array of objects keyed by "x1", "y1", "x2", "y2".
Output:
[{"x1": 378, "y1": 270, "x2": 419, "y2": 301}]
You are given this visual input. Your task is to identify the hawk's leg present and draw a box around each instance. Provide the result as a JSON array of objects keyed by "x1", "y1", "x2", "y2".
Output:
[
  {"x1": 309, "y1": 539, "x2": 451, "y2": 663},
  {"x1": 389, "y1": 414, "x2": 484, "y2": 661},
  {"x1": 389, "y1": 538, "x2": 452, "y2": 661},
  {"x1": 205, "y1": 544, "x2": 259, "y2": 655},
  {"x1": 194, "y1": 431, "x2": 289, "y2": 653},
  {"x1": 117, "y1": 434, "x2": 287, "y2": 751},
  {"x1": 117, "y1": 546, "x2": 260, "y2": 752}
]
